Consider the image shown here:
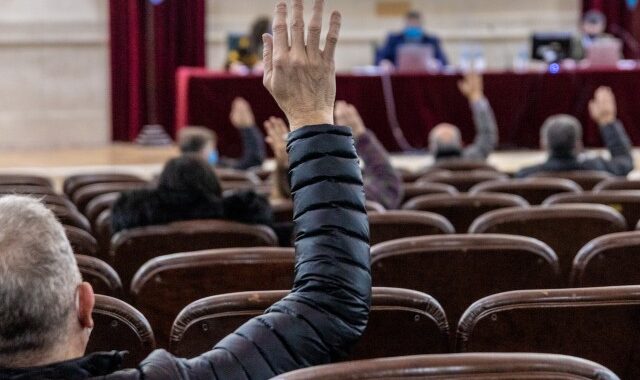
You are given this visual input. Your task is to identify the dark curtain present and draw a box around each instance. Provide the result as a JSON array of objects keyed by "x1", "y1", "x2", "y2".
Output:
[
  {"x1": 583, "y1": 0, "x2": 640, "y2": 58},
  {"x1": 109, "y1": 0, "x2": 206, "y2": 142}
]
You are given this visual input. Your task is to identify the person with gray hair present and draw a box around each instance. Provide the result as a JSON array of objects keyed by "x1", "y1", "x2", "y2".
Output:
[
  {"x1": 428, "y1": 72, "x2": 499, "y2": 161},
  {"x1": 0, "y1": 1, "x2": 371, "y2": 378},
  {"x1": 0, "y1": 196, "x2": 94, "y2": 369},
  {"x1": 516, "y1": 86, "x2": 634, "y2": 178}
]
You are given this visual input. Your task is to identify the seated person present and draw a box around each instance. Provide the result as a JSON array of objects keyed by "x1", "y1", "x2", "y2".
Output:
[
  {"x1": 572, "y1": 10, "x2": 613, "y2": 60},
  {"x1": 178, "y1": 97, "x2": 266, "y2": 170},
  {"x1": 377, "y1": 10, "x2": 448, "y2": 67},
  {"x1": 516, "y1": 86, "x2": 633, "y2": 178},
  {"x1": 0, "y1": 1, "x2": 371, "y2": 378},
  {"x1": 429, "y1": 72, "x2": 499, "y2": 161},
  {"x1": 111, "y1": 155, "x2": 272, "y2": 233},
  {"x1": 266, "y1": 101, "x2": 404, "y2": 210}
]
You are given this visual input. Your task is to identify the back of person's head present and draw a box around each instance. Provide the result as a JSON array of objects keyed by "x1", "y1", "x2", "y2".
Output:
[
  {"x1": 0, "y1": 196, "x2": 93, "y2": 367},
  {"x1": 541, "y1": 114, "x2": 583, "y2": 158},
  {"x1": 158, "y1": 155, "x2": 223, "y2": 199},
  {"x1": 429, "y1": 123, "x2": 463, "y2": 159},
  {"x1": 250, "y1": 16, "x2": 272, "y2": 53},
  {"x1": 178, "y1": 127, "x2": 217, "y2": 162}
]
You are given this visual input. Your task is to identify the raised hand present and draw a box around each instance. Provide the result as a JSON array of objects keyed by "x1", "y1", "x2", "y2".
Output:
[
  {"x1": 229, "y1": 97, "x2": 256, "y2": 129},
  {"x1": 334, "y1": 101, "x2": 366, "y2": 137},
  {"x1": 589, "y1": 86, "x2": 617, "y2": 126},
  {"x1": 264, "y1": 117, "x2": 290, "y2": 166},
  {"x1": 458, "y1": 72, "x2": 485, "y2": 103},
  {"x1": 262, "y1": 0, "x2": 341, "y2": 131}
]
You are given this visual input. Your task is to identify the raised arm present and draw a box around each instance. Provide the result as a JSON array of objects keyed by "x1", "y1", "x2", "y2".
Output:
[
  {"x1": 459, "y1": 73, "x2": 498, "y2": 161},
  {"x1": 589, "y1": 87, "x2": 634, "y2": 176},
  {"x1": 230, "y1": 97, "x2": 267, "y2": 170},
  {"x1": 335, "y1": 101, "x2": 403, "y2": 209},
  {"x1": 180, "y1": 1, "x2": 371, "y2": 377}
]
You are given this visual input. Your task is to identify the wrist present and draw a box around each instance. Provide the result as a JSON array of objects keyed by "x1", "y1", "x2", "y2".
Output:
[
  {"x1": 468, "y1": 94, "x2": 485, "y2": 104},
  {"x1": 597, "y1": 116, "x2": 616, "y2": 126},
  {"x1": 288, "y1": 110, "x2": 334, "y2": 131}
]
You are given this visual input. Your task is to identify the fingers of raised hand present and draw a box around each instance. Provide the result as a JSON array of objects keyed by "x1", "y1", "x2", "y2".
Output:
[
  {"x1": 307, "y1": 0, "x2": 325, "y2": 53},
  {"x1": 322, "y1": 11, "x2": 342, "y2": 63},
  {"x1": 272, "y1": 1, "x2": 289, "y2": 56},
  {"x1": 290, "y1": 0, "x2": 306, "y2": 52}
]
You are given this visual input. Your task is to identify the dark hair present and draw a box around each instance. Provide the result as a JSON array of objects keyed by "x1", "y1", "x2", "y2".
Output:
[
  {"x1": 180, "y1": 135, "x2": 209, "y2": 154},
  {"x1": 584, "y1": 10, "x2": 606, "y2": 25},
  {"x1": 157, "y1": 156, "x2": 222, "y2": 199},
  {"x1": 406, "y1": 10, "x2": 422, "y2": 20},
  {"x1": 250, "y1": 16, "x2": 271, "y2": 55},
  {"x1": 542, "y1": 115, "x2": 582, "y2": 158}
]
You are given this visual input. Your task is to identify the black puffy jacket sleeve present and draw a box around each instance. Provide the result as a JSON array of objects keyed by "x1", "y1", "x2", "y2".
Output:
[{"x1": 174, "y1": 124, "x2": 371, "y2": 379}]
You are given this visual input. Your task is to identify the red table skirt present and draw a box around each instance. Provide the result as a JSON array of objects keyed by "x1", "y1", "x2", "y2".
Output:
[{"x1": 176, "y1": 67, "x2": 640, "y2": 157}]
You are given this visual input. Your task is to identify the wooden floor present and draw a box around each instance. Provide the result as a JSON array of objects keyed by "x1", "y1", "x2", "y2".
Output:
[{"x1": 0, "y1": 144, "x2": 638, "y2": 190}]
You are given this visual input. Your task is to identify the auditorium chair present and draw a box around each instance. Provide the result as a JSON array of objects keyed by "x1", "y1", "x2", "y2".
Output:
[
  {"x1": 84, "y1": 192, "x2": 120, "y2": 229},
  {"x1": 170, "y1": 288, "x2": 450, "y2": 360},
  {"x1": 272, "y1": 353, "x2": 620, "y2": 380},
  {"x1": 418, "y1": 170, "x2": 508, "y2": 192},
  {"x1": 469, "y1": 204, "x2": 627, "y2": 281},
  {"x1": 531, "y1": 171, "x2": 614, "y2": 191},
  {"x1": 544, "y1": 191, "x2": 640, "y2": 230},
  {"x1": 130, "y1": 247, "x2": 295, "y2": 347},
  {"x1": 111, "y1": 220, "x2": 278, "y2": 290},
  {"x1": 470, "y1": 177, "x2": 582, "y2": 205},
  {"x1": 433, "y1": 160, "x2": 498, "y2": 172},
  {"x1": 76, "y1": 254, "x2": 123, "y2": 297},
  {"x1": 571, "y1": 231, "x2": 640, "y2": 287},
  {"x1": 397, "y1": 168, "x2": 431, "y2": 184},
  {"x1": 456, "y1": 286, "x2": 640, "y2": 379},
  {"x1": 94, "y1": 209, "x2": 113, "y2": 260},
  {"x1": 0, "y1": 184, "x2": 57, "y2": 196},
  {"x1": 368, "y1": 211, "x2": 454, "y2": 245},
  {"x1": 402, "y1": 182, "x2": 459, "y2": 204},
  {"x1": 371, "y1": 234, "x2": 559, "y2": 332},
  {"x1": 63, "y1": 173, "x2": 146, "y2": 198},
  {"x1": 87, "y1": 295, "x2": 155, "y2": 369},
  {"x1": 594, "y1": 178, "x2": 640, "y2": 192},
  {"x1": 270, "y1": 199, "x2": 294, "y2": 223},
  {"x1": 250, "y1": 167, "x2": 273, "y2": 181},
  {"x1": 51, "y1": 204, "x2": 92, "y2": 232},
  {"x1": 214, "y1": 168, "x2": 262, "y2": 184},
  {"x1": 402, "y1": 193, "x2": 529, "y2": 233},
  {"x1": 72, "y1": 181, "x2": 149, "y2": 214},
  {"x1": 0, "y1": 174, "x2": 53, "y2": 189},
  {"x1": 65, "y1": 225, "x2": 98, "y2": 257}
]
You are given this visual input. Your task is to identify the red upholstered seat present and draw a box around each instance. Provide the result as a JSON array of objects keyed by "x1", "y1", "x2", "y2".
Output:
[
  {"x1": 170, "y1": 288, "x2": 449, "y2": 360},
  {"x1": 531, "y1": 171, "x2": 614, "y2": 191},
  {"x1": 63, "y1": 173, "x2": 146, "y2": 198}
]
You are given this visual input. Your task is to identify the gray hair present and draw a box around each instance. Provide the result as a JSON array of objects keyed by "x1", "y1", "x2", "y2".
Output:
[
  {"x1": 429, "y1": 123, "x2": 463, "y2": 156},
  {"x1": 541, "y1": 114, "x2": 583, "y2": 157},
  {"x1": 0, "y1": 196, "x2": 80, "y2": 364}
]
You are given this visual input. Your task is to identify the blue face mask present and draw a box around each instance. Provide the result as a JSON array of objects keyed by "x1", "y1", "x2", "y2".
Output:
[
  {"x1": 404, "y1": 26, "x2": 424, "y2": 42},
  {"x1": 208, "y1": 150, "x2": 219, "y2": 165}
]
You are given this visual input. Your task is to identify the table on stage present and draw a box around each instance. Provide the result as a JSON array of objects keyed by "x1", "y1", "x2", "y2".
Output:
[{"x1": 176, "y1": 67, "x2": 640, "y2": 158}]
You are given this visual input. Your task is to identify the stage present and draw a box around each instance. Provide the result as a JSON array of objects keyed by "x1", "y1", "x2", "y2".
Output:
[{"x1": 176, "y1": 67, "x2": 640, "y2": 158}]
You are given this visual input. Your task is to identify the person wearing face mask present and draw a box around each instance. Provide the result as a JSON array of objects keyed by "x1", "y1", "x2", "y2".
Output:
[
  {"x1": 177, "y1": 97, "x2": 266, "y2": 170},
  {"x1": 377, "y1": 10, "x2": 448, "y2": 67},
  {"x1": 572, "y1": 10, "x2": 614, "y2": 60}
]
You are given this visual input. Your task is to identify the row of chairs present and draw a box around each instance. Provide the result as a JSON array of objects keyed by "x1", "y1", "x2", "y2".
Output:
[
  {"x1": 79, "y1": 228, "x2": 640, "y2": 347},
  {"x1": 87, "y1": 284, "x2": 640, "y2": 378}
]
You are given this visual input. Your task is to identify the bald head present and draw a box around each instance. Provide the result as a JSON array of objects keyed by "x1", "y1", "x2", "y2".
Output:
[
  {"x1": 541, "y1": 115, "x2": 583, "y2": 158},
  {"x1": 429, "y1": 123, "x2": 463, "y2": 158}
]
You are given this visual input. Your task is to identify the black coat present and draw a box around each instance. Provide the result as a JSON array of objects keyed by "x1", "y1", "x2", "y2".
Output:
[
  {"x1": 2, "y1": 125, "x2": 371, "y2": 380},
  {"x1": 111, "y1": 188, "x2": 273, "y2": 234}
]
